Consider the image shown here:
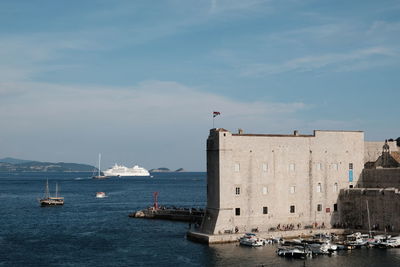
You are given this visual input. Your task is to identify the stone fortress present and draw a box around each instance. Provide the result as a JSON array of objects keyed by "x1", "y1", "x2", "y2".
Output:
[{"x1": 188, "y1": 128, "x2": 400, "y2": 243}]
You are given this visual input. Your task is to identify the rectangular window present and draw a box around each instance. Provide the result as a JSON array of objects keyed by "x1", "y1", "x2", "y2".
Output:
[
  {"x1": 289, "y1": 163, "x2": 295, "y2": 171},
  {"x1": 235, "y1": 187, "x2": 240, "y2": 195},
  {"x1": 333, "y1": 183, "x2": 338, "y2": 193},
  {"x1": 290, "y1": 205, "x2": 295, "y2": 213},
  {"x1": 262, "y1": 163, "x2": 268, "y2": 172},
  {"x1": 317, "y1": 183, "x2": 322, "y2": 193},
  {"x1": 234, "y1": 163, "x2": 240, "y2": 172},
  {"x1": 263, "y1": 206, "x2": 268, "y2": 214},
  {"x1": 333, "y1": 203, "x2": 338, "y2": 212},
  {"x1": 290, "y1": 186, "x2": 296, "y2": 194},
  {"x1": 349, "y1": 163, "x2": 353, "y2": 170},
  {"x1": 262, "y1": 186, "x2": 268, "y2": 195},
  {"x1": 317, "y1": 204, "x2": 322, "y2": 212},
  {"x1": 235, "y1": 208, "x2": 240, "y2": 216},
  {"x1": 317, "y1": 163, "x2": 322, "y2": 171}
]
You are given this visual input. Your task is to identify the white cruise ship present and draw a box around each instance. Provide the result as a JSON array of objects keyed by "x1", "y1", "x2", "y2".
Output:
[{"x1": 103, "y1": 164, "x2": 150, "y2": 177}]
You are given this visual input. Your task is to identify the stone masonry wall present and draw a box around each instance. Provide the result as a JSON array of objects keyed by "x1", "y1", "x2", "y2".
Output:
[
  {"x1": 359, "y1": 169, "x2": 400, "y2": 189},
  {"x1": 338, "y1": 188, "x2": 400, "y2": 232}
]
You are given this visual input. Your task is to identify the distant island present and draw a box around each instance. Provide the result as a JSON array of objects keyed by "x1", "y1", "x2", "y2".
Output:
[
  {"x1": 149, "y1": 167, "x2": 186, "y2": 173},
  {"x1": 0, "y1": 157, "x2": 97, "y2": 172}
]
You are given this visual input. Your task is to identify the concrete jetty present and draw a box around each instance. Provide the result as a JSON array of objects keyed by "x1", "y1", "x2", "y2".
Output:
[
  {"x1": 129, "y1": 207, "x2": 204, "y2": 224},
  {"x1": 187, "y1": 228, "x2": 348, "y2": 244}
]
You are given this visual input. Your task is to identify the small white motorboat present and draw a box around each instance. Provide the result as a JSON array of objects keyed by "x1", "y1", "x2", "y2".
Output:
[
  {"x1": 96, "y1": 192, "x2": 106, "y2": 198},
  {"x1": 239, "y1": 233, "x2": 265, "y2": 247}
]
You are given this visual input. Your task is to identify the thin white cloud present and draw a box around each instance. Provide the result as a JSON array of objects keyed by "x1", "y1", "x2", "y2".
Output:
[
  {"x1": 209, "y1": 0, "x2": 271, "y2": 14},
  {"x1": 241, "y1": 46, "x2": 397, "y2": 76}
]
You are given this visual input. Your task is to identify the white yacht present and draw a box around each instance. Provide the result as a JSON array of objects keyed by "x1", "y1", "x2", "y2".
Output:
[
  {"x1": 103, "y1": 164, "x2": 150, "y2": 177},
  {"x1": 239, "y1": 233, "x2": 265, "y2": 247}
]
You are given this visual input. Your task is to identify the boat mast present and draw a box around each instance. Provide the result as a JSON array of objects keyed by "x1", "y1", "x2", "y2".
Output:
[
  {"x1": 98, "y1": 153, "x2": 101, "y2": 176},
  {"x1": 45, "y1": 179, "x2": 50, "y2": 198},
  {"x1": 56, "y1": 183, "x2": 58, "y2": 198},
  {"x1": 366, "y1": 200, "x2": 372, "y2": 238}
]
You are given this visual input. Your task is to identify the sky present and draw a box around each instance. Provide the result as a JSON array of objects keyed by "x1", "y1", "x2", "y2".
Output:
[{"x1": 0, "y1": 0, "x2": 399, "y2": 171}]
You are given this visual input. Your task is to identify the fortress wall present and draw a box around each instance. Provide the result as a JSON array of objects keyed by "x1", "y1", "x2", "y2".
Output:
[
  {"x1": 202, "y1": 129, "x2": 364, "y2": 235},
  {"x1": 338, "y1": 188, "x2": 400, "y2": 232},
  {"x1": 359, "y1": 169, "x2": 400, "y2": 188}
]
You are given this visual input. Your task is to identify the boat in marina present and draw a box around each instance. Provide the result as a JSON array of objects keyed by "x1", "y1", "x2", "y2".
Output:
[
  {"x1": 39, "y1": 180, "x2": 64, "y2": 206},
  {"x1": 345, "y1": 232, "x2": 369, "y2": 247},
  {"x1": 239, "y1": 233, "x2": 265, "y2": 247},
  {"x1": 96, "y1": 192, "x2": 106, "y2": 198},
  {"x1": 103, "y1": 164, "x2": 150, "y2": 177},
  {"x1": 377, "y1": 236, "x2": 400, "y2": 248},
  {"x1": 277, "y1": 246, "x2": 312, "y2": 259}
]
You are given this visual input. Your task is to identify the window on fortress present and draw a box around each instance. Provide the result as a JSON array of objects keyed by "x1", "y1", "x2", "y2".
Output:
[
  {"x1": 234, "y1": 163, "x2": 240, "y2": 172},
  {"x1": 333, "y1": 183, "x2": 338, "y2": 192},
  {"x1": 289, "y1": 163, "x2": 295, "y2": 171},
  {"x1": 262, "y1": 163, "x2": 268, "y2": 172},
  {"x1": 317, "y1": 204, "x2": 322, "y2": 212},
  {"x1": 235, "y1": 187, "x2": 240, "y2": 195},
  {"x1": 290, "y1": 205, "x2": 295, "y2": 213},
  {"x1": 349, "y1": 163, "x2": 353, "y2": 170},
  {"x1": 263, "y1": 207, "x2": 268, "y2": 214},
  {"x1": 334, "y1": 203, "x2": 338, "y2": 212},
  {"x1": 290, "y1": 186, "x2": 296, "y2": 194},
  {"x1": 262, "y1": 186, "x2": 268, "y2": 195},
  {"x1": 317, "y1": 163, "x2": 322, "y2": 171},
  {"x1": 317, "y1": 183, "x2": 322, "y2": 193},
  {"x1": 235, "y1": 208, "x2": 240, "y2": 216}
]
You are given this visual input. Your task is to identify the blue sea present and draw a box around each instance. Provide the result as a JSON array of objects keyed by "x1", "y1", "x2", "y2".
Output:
[{"x1": 1, "y1": 172, "x2": 400, "y2": 267}]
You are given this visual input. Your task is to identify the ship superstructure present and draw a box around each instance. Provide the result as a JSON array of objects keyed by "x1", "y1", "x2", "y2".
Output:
[{"x1": 103, "y1": 164, "x2": 150, "y2": 177}]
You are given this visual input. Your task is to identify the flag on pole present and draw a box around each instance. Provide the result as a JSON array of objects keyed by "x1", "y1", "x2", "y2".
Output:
[{"x1": 213, "y1": 111, "x2": 221, "y2": 118}]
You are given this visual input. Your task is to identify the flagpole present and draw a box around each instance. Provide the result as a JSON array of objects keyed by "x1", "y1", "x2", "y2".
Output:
[{"x1": 213, "y1": 115, "x2": 215, "y2": 129}]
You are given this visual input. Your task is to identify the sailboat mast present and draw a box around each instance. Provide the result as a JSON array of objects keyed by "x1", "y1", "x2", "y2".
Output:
[
  {"x1": 98, "y1": 153, "x2": 101, "y2": 176},
  {"x1": 366, "y1": 200, "x2": 372, "y2": 237},
  {"x1": 45, "y1": 179, "x2": 49, "y2": 198},
  {"x1": 56, "y1": 183, "x2": 58, "y2": 198}
]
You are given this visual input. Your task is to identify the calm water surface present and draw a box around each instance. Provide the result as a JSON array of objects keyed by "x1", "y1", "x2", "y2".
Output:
[{"x1": 0, "y1": 172, "x2": 399, "y2": 266}]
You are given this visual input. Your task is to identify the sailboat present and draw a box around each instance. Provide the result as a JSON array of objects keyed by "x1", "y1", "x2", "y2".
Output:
[
  {"x1": 92, "y1": 153, "x2": 108, "y2": 179},
  {"x1": 39, "y1": 180, "x2": 64, "y2": 206}
]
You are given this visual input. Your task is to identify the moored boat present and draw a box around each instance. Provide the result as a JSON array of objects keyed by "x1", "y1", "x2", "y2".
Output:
[
  {"x1": 377, "y1": 236, "x2": 400, "y2": 248},
  {"x1": 277, "y1": 246, "x2": 312, "y2": 259},
  {"x1": 239, "y1": 233, "x2": 265, "y2": 247}
]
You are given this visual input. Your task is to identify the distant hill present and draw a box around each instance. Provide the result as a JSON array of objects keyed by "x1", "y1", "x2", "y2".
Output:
[
  {"x1": 0, "y1": 157, "x2": 33, "y2": 164},
  {"x1": 0, "y1": 158, "x2": 97, "y2": 172},
  {"x1": 149, "y1": 167, "x2": 186, "y2": 173}
]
